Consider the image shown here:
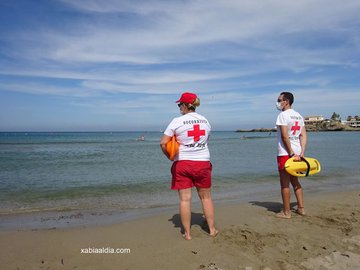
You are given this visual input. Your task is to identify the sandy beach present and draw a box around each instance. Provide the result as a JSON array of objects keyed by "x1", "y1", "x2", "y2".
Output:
[{"x1": 1, "y1": 189, "x2": 359, "y2": 270}]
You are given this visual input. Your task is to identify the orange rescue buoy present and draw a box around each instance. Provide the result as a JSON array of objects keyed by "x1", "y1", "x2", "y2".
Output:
[{"x1": 166, "y1": 136, "x2": 179, "y2": 161}]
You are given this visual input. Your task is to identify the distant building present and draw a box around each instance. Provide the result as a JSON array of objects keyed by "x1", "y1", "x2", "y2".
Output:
[
  {"x1": 343, "y1": 117, "x2": 360, "y2": 128},
  {"x1": 304, "y1": 115, "x2": 324, "y2": 126}
]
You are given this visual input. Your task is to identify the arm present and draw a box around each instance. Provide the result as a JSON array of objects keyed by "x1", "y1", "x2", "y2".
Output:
[
  {"x1": 160, "y1": 134, "x2": 171, "y2": 160},
  {"x1": 299, "y1": 126, "x2": 307, "y2": 158}
]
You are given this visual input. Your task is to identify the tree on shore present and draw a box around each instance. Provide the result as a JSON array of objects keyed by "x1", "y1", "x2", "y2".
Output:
[
  {"x1": 346, "y1": 115, "x2": 360, "y2": 121},
  {"x1": 331, "y1": 112, "x2": 341, "y2": 121}
]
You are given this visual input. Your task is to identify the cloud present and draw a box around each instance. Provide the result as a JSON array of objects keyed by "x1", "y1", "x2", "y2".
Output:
[
  {"x1": 5, "y1": 0, "x2": 360, "y2": 67},
  {"x1": 1, "y1": 0, "x2": 359, "y2": 130}
]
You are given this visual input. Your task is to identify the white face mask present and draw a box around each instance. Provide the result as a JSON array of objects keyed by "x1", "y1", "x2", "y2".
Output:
[{"x1": 276, "y1": 102, "x2": 283, "y2": 111}]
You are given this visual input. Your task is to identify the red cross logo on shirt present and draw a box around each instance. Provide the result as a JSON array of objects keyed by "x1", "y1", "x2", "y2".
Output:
[
  {"x1": 188, "y1": 124, "x2": 205, "y2": 142},
  {"x1": 291, "y1": 121, "x2": 301, "y2": 135}
]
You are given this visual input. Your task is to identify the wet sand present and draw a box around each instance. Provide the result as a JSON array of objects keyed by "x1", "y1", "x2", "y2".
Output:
[{"x1": 1, "y1": 189, "x2": 359, "y2": 270}]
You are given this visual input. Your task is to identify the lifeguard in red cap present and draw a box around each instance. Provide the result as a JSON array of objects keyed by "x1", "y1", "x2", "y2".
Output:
[{"x1": 160, "y1": 92, "x2": 218, "y2": 240}]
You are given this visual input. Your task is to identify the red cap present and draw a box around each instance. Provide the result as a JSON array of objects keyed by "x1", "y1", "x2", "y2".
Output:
[{"x1": 176, "y1": 92, "x2": 197, "y2": 104}]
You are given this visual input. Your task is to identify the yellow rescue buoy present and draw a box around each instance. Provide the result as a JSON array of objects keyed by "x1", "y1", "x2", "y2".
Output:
[{"x1": 285, "y1": 157, "x2": 321, "y2": 177}]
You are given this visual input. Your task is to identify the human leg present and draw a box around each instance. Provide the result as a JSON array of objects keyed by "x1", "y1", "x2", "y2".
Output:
[
  {"x1": 178, "y1": 188, "x2": 192, "y2": 240},
  {"x1": 196, "y1": 187, "x2": 218, "y2": 236},
  {"x1": 290, "y1": 176, "x2": 305, "y2": 215},
  {"x1": 277, "y1": 170, "x2": 292, "y2": 218}
]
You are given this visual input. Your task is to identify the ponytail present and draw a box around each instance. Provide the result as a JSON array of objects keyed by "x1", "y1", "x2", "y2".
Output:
[{"x1": 186, "y1": 97, "x2": 200, "y2": 111}]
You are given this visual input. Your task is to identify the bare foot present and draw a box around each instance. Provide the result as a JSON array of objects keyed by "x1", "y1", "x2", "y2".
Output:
[
  {"x1": 276, "y1": 211, "x2": 291, "y2": 219},
  {"x1": 182, "y1": 233, "x2": 192, "y2": 240},
  {"x1": 296, "y1": 207, "x2": 306, "y2": 216},
  {"x1": 210, "y1": 229, "x2": 219, "y2": 237}
]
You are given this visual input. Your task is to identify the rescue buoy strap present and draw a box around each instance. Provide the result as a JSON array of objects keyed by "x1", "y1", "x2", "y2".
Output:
[{"x1": 300, "y1": 157, "x2": 311, "y2": 177}]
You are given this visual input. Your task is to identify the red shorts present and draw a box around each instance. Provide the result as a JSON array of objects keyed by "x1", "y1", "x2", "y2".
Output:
[
  {"x1": 277, "y1": 155, "x2": 290, "y2": 171},
  {"x1": 171, "y1": 160, "x2": 212, "y2": 190}
]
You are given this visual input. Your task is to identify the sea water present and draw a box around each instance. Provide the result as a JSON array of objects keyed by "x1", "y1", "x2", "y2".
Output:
[{"x1": 0, "y1": 131, "x2": 359, "y2": 227}]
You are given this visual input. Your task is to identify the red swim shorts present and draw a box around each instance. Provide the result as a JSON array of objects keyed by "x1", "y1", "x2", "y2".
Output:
[
  {"x1": 277, "y1": 155, "x2": 290, "y2": 171},
  {"x1": 171, "y1": 160, "x2": 212, "y2": 190}
]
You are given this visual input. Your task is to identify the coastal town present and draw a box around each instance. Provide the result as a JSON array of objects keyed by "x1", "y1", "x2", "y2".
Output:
[
  {"x1": 304, "y1": 113, "x2": 360, "y2": 131},
  {"x1": 236, "y1": 113, "x2": 360, "y2": 132}
]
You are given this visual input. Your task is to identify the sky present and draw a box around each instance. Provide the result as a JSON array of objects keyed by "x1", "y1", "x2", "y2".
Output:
[{"x1": 0, "y1": 0, "x2": 359, "y2": 131}]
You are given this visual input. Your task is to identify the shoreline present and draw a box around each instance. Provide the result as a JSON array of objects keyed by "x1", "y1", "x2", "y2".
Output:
[
  {"x1": 0, "y1": 188, "x2": 359, "y2": 269},
  {"x1": 1, "y1": 173, "x2": 360, "y2": 231}
]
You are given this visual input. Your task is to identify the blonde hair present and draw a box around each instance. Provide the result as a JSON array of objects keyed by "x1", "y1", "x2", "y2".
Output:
[
  {"x1": 192, "y1": 97, "x2": 200, "y2": 107},
  {"x1": 186, "y1": 97, "x2": 200, "y2": 110}
]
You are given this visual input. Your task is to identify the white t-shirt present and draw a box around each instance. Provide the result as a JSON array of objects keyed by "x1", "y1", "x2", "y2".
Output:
[
  {"x1": 276, "y1": 109, "x2": 304, "y2": 156},
  {"x1": 164, "y1": 112, "x2": 211, "y2": 161}
]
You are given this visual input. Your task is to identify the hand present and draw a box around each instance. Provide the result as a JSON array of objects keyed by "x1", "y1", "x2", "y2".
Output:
[{"x1": 293, "y1": 154, "x2": 302, "y2": 162}]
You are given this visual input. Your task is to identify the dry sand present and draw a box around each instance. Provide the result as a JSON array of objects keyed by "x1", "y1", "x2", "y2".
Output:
[{"x1": 1, "y1": 189, "x2": 359, "y2": 270}]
